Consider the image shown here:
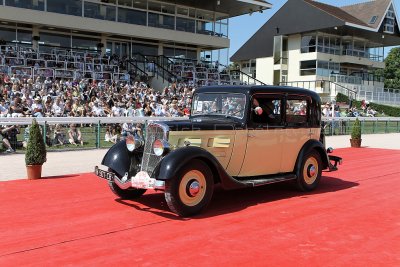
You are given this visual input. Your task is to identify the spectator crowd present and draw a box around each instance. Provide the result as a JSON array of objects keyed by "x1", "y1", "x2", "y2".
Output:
[{"x1": 0, "y1": 74, "x2": 195, "y2": 152}]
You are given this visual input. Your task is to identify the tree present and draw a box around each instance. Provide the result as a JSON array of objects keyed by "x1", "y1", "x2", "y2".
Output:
[{"x1": 383, "y1": 47, "x2": 400, "y2": 89}]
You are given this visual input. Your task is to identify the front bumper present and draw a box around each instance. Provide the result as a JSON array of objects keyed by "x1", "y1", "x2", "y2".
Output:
[{"x1": 95, "y1": 166, "x2": 165, "y2": 190}]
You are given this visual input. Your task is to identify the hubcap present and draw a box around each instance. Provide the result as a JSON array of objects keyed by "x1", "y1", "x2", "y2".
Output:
[
  {"x1": 179, "y1": 170, "x2": 206, "y2": 206},
  {"x1": 303, "y1": 157, "x2": 319, "y2": 185},
  {"x1": 188, "y1": 181, "x2": 200, "y2": 197}
]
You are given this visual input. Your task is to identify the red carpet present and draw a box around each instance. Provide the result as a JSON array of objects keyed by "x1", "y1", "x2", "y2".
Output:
[{"x1": 0, "y1": 148, "x2": 399, "y2": 266}]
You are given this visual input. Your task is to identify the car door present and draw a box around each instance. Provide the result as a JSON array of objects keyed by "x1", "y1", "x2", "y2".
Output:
[
  {"x1": 279, "y1": 95, "x2": 313, "y2": 172},
  {"x1": 238, "y1": 94, "x2": 284, "y2": 177}
]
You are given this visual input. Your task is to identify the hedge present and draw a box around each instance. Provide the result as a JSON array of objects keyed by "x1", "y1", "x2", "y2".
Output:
[{"x1": 336, "y1": 93, "x2": 400, "y2": 117}]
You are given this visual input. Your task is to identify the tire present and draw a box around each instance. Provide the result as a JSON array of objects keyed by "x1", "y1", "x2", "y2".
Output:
[
  {"x1": 164, "y1": 159, "x2": 214, "y2": 217},
  {"x1": 107, "y1": 168, "x2": 146, "y2": 199},
  {"x1": 296, "y1": 150, "x2": 322, "y2": 192}
]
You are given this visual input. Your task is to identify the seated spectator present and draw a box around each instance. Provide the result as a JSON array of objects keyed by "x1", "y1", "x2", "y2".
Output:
[
  {"x1": 105, "y1": 125, "x2": 118, "y2": 144},
  {"x1": 0, "y1": 125, "x2": 16, "y2": 153},
  {"x1": 53, "y1": 124, "x2": 67, "y2": 146},
  {"x1": 31, "y1": 97, "x2": 43, "y2": 117},
  {"x1": 68, "y1": 124, "x2": 83, "y2": 146},
  {"x1": 0, "y1": 98, "x2": 9, "y2": 117}
]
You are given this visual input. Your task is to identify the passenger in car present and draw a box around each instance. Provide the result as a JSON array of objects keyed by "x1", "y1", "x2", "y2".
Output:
[{"x1": 252, "y1": 98, "x2": 277, "y2": 123}]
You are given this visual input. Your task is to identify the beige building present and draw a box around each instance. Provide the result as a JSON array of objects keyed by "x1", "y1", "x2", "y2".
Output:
[{"x1": 231, "y1": 0, "x2": 400, "y2": 105}]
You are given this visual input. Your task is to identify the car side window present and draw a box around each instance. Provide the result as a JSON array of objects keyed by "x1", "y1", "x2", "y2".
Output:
[
  {"x1": 251, "y1": 95, "x2": 282, "y2": 126},
  {"x1": 286, "y1": 99, "x2": 309, "y2": 127}
]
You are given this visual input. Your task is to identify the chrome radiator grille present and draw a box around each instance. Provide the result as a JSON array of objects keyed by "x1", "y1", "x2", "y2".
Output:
[{"x1": 141, "y1": 123, "x2": 166, "y2": 177}]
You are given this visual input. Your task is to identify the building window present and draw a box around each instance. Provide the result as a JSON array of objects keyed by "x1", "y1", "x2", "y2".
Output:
[
  {"x1": 132, "y1": 43, "x2": 158, "y2": 56},
  {"x1": 0, "y1": 27, "x2": 17, "y2": 43},
  {"x1": 148, "y1": 13, "x2": 175, "y2": 30},
  {"x1": 176, "y1": 17, "x2": 196, "y2": 33},
  {"x1": 316, "y1": 61, "x2": 340, "y2": 77},
  {"x1": 72, "y1": 36, "x2": 100, "y2": 51},
  {"x1": 47, "y1": 0, "x2": 82, "y2": 17},
  {"x1": 369, "y1": 16, "x2": 378, "y2": 24},
  {"x1": 384, "y1": 5, "x2": 396, "y2": 34},
  {"x1": 84, "y1": 2, "x2": 116, "y2": 22},
  {"x1": 5, "y1": 0, "x2": 44, "y2": 11},
  {"x1": 118, "y1": 7, "x2": 146, "y2": 25},
  {"x1": 301, "y1": 35, "x2": 316, "y2": 53},
  {"x1": 40, "y1": 32, "x2": 71, "y2": 48},
  {"x1": 300, "y1": 60, "x2": 316, "y2": 76}
]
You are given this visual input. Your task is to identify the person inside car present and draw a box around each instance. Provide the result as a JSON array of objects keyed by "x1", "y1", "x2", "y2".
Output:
[{"x1": 252, "y1": 98, "x2": 276, "y2": 122}]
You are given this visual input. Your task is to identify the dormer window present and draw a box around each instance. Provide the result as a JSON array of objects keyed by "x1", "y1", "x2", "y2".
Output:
[{"x1": 369, "y1": 16, "x2": 378, "y2": 24}]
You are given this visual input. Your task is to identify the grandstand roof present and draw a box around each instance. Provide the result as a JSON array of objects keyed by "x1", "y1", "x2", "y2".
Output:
[
  {"x1": 231, "y1": 0, "x2": 400, "y2": 62},
  {"x1": 163, "y1": 0, "x2": 272, "y2": 18}
]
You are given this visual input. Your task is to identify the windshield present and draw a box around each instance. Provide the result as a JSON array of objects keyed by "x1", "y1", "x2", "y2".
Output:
[{"x1": 191, "y1": 93, "x2": 247, "y2": 119}]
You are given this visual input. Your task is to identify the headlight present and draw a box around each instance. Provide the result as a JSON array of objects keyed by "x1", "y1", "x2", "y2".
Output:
[
  {"x1": 153, "y1": 139, "x2": 170, "y2": 156},
  {"x1": 126, "y1": 136, "x2": 144, "y2": 152}
]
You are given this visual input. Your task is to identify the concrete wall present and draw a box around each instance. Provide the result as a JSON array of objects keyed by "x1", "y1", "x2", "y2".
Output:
[{"x1": 255, "y1": 57, "x2": 273, "y2": 84}]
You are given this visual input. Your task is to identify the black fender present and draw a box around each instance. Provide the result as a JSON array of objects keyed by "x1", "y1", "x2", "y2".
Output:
[
  {"x1": 101, "y1": 140, "x2": 131, "y2": 177},
  {"x1": 153, "y1": 146, "x2": 247, "y2": 190},
  {"x1": 294, "y1": 139, "x2": 329, "y2": 173}
]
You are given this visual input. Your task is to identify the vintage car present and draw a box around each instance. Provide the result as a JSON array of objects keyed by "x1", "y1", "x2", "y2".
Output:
[{"x1": 95, "y1": 86, "x2": 342, "y2": 216}]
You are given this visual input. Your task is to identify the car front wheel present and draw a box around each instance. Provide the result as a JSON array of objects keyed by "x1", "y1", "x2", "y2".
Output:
[
  {"x1": 165, "y1": 159, "x2": 214, "y2": 217},
  {"x1": 107, "y1": 168, "x2": 147, "y2": 199},
  {"x1": 296, "y1": 151, "x2": 322, "y2": 191}
]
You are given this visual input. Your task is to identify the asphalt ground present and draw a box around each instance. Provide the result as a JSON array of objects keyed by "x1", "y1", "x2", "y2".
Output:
[
  {"x1": 1, "y1": 133, "x2": 400, "y2": 181},
  {"x1": 0, "y1": 147, "x2": 399, "y2": 266}
]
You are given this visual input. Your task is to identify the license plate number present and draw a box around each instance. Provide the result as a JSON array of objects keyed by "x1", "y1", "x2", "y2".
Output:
[{"x1": 95, "y1": 167, "x2": 115, "y2": 181}]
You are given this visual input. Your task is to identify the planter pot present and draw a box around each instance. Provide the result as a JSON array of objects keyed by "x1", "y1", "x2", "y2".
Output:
[
  {"x1": 350, "y1": 138, "x2": 362, "y2": 148},
  {"x1": 26, "y1": 165, "x2": 43, "y2": 180}
]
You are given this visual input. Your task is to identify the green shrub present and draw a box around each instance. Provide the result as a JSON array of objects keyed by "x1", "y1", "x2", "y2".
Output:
[
  {"x1": 335, "y1": 93, "x2": 400, "y2": 117},
  {"x1": 351, "y1": 118, "x2": 362, "y2": 140},
  {"x1": 25, "y1": 119, "x2": 47, "y2": 165}
]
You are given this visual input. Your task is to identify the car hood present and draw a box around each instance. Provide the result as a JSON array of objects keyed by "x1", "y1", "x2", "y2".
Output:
[{"x1": 156, "y1": 117, "x2": 244, "y2": 131}]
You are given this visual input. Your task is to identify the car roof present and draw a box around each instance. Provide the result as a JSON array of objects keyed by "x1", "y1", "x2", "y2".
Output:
[{"x1": 195, "y1": 85, "x2": 321, "y2": 104}]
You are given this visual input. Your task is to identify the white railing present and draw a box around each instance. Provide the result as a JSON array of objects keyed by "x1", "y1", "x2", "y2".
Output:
[
  {"x1": 358, "y1": 90, "x2": 400, "y2": 106},
  {"x1": 0, "y1": 116, "x2": 399, "y2": 126},
  {"x1": 0, "y1": 116, "x2": 188, "y2": 126}
]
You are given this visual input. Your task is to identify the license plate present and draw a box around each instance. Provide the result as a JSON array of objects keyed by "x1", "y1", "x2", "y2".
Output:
[{"x1": 95, "y1": 166, "x2": 115, "y2": 181}]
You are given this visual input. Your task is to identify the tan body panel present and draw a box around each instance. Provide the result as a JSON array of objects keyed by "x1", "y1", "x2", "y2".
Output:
[
  {"x1": 168, "y1": 130, "x2": 236, "y2": 170},
  {"x1": 168, "y1": 127, "x2": 321, "y2": 178},
  {"x1": 238, "y1": 128, "x2": 284, "y2": 176},
  {"x1": 280, "y1": 127, "x2": 320, "y2": 172}
]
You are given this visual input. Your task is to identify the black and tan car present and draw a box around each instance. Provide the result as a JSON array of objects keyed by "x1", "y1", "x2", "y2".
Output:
[{"x1": 95, "y1": 86, "x2": 342, "y2": 216}]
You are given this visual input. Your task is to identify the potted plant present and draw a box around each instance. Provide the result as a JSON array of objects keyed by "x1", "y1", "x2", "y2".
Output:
[
  {"x1": 25, "y1": 119, "x2": 47, "y2": 179},
  {"x1": 350, "y1": 117, "x2": 362, "y2": 148}
]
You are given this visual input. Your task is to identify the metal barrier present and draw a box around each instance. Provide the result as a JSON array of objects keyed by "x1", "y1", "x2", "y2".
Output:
[
  {"x1": 1, "y1": 116, "x2": 399, "y2": 151},
  {"x1": 0, "y1": 117, "x2": 187, "y2": 150}
]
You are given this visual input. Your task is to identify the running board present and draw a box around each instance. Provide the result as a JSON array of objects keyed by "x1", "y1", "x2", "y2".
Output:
[{"x1": 236, "y1": 174, "x2": 297, "y2": 187}]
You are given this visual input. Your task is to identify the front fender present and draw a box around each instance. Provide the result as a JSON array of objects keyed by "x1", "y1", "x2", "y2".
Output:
[
  {"x1": 153, "y1": 146, "x2": 245, "y2": 190},
  {"x1": 295, "y1": 139, "x2": 329, "y2": 172},
  {"x1": 101, "y1": 140, "x2": 131, "y2": 177}
]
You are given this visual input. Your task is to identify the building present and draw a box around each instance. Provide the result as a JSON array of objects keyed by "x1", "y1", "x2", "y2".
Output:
[
  {"x1": 231, "y1": 0, "x2": 400, "y2": 105},
  {"x1": 0, "y1": 0, "x2": 271, "y2": 87}
]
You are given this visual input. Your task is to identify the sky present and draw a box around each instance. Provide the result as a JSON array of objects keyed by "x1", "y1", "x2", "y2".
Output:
[{"x1": 228, "y1": 0, "x2": 400, "y2": 60}]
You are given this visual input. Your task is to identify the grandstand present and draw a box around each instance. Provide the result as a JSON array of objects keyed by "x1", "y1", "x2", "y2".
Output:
[{"x1": 0, "y1": 0, "x2": 272, "y2": 89}]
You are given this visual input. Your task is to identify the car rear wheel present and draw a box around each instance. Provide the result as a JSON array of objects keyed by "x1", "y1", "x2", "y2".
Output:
[
  {"x1": 107, "y1": 168, "x2": 147, "y2": 199},
  {"x1": 165, "y1": 159, "x2": 214, "y2": 217},
  {"x1": 296, "y1": 151, "x2": 322, "y2": 191}
]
